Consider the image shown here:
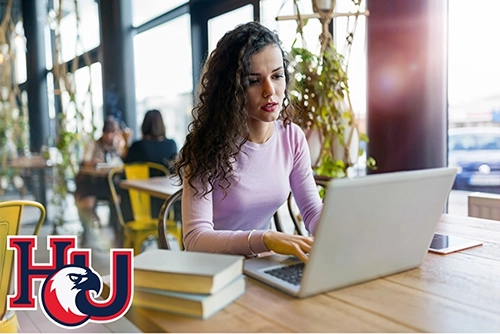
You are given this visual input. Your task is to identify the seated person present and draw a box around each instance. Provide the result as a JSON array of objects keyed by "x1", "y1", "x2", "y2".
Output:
[
  {"x1": 124, "y1": 109, "x2": 178, "y2": 172},
  {"x1": 74, "y1": 116, "x2": 129, "y2": 226},
  {"x1": 176, "y1": 22, "x2": 322, "y2": 262},
  {"x1": 124, "y1": 109, "x2": 178, "y2": 217}
]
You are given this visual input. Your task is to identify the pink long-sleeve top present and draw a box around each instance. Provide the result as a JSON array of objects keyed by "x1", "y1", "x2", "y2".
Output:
[{"x1": 182, "y1": 120, "x2": 323, "y2": 256}]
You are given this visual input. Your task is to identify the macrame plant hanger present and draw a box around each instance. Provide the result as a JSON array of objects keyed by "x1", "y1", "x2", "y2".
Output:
[{"x1": 276, "y1": 0, "x2": 370, "y2": 170}]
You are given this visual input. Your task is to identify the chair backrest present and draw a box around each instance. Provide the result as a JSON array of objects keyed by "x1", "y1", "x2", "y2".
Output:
[
  {"x1": 108, "y1": 162, "x2": 169, "y2": 227},
  {"x1": 286, "y1": 176, "x2": 330, "y2": 236},
  {"x1": 158, "y1": 189, "x2": 183, "y2": 250},
  {"x1": 158, "y1": 183, "x2": 321, "y2": 251},
  {"x1": 157, "y1": 189, "x2": 280, "y2": 251},
  {"x1": 0, "y1": 200, "x2": 46, "y2": 320}
]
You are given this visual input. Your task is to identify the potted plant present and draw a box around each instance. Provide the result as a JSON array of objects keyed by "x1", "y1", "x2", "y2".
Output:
[{"x1": 288, "y1": 0, "x2": 376, "y2": 179}]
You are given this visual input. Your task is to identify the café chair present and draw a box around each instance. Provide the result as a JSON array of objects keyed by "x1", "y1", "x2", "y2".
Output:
[
  {"x1": 108, "y1": 162, "x2": 170, "y2": 255},
  {"x1": 287, "y1": 176, "x2": 331, "y2": 236},
  {"x1": 158, "y1": 188, "x2": 184, "y2": 250},
  {"x1": 157, "y1": 189, "x2": 308, "y2": 251},
  {"x1": 0, "y1": 200, "x2": 46, "y2": 333}
]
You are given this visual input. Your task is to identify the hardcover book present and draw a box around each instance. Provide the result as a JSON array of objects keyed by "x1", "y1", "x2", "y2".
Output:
[
  {"x1": 133, "y1": 249, "x2": 244, "y2": 294},
  {"x1": 133, "y1": 275, "x2": 246, "y2": 319}
]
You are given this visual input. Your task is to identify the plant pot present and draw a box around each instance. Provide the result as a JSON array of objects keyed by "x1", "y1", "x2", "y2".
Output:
[
  {"x1": 305, "y1": 124, "x2": 360, "y2": 169},
  {"x1": 305, "y1": 127, "x2": 323, "y2": 168}
]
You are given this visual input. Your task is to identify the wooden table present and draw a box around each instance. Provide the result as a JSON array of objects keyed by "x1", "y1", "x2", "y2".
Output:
[
  {"x1": 123, "y1": 214, "x2": 500, "y2": 332},
  {"x1": 6, "y1": 156, "x2": 53, "y2": 206},
  {"x1": 119, "y1": 176, "x2": 182, "y2": 199},
  {"x1": 78, "y1": 164, "x2": 122, "y2": 177},
  {"x1": 7, "y1": 156, "x2": 52, "y2": 169}
]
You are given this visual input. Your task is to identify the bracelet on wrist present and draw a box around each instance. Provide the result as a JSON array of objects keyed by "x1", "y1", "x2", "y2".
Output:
[{"x1": 247, "y1": 229, "x2": 258, "y2": 257}]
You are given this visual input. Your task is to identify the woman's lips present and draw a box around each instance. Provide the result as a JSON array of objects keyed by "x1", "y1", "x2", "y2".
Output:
[{"x1": 261, "y1": 102, "x2": 278, "y2": 112}]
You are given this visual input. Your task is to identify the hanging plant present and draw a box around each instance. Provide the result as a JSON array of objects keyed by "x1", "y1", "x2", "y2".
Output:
[
  {"x1": 291, "y1": 42, "x2": 363, "y2": 178},
  {"x1": 0, "y1": 0, "x2": 29, "y2": 195},
  {"x1": 49, "y1": 0, "x2": 94, "y2": 228},
  {"x1": 288, "y1": 0, "x2": 376, "y2": 178}
]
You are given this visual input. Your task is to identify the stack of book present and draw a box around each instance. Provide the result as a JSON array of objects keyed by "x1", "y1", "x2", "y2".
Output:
[{"x1": 130, "y1": 249, "x2": 245, "y2": 319}]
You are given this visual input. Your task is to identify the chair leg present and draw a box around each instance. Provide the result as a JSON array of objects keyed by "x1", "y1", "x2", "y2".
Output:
[
  {"x1": 166, "y1": 221, "x2": 183, "y2": 250},
  {"x1": 123, "y1": 232, "x2": 134, "y2": 250},
  {"x1": 0, "y1": 310, "x2": 20, "y2": 333},
  {"x1": 125, "y1": 230, "x2": 156, "y2": 255},
  {"x1": 133, "y1": 243, "x2": 142, "y2": 256}
]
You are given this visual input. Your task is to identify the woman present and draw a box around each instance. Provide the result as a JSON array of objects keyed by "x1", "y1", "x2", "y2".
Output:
[
  {"x1": 124, "y1": 109, "x2": 178, "y2": 172},
  {"x1": 175, "y1": 22, "x2": 323, "y2": 262},
  {"x1": 124, "y1": 109, "x2": 178, "y2": 219}
]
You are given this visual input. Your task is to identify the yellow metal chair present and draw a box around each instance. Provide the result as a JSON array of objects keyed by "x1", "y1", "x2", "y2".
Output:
[
  {"x1": 0, "y1": 200, "x2": 46, "y2": 333},
  {"x1": 108, "y1": 162, "x2": 170, "y2": 255}
]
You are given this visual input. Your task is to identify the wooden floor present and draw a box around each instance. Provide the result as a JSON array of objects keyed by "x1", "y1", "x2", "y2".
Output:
[{"x1": 10, "y1": 192, "x2": 144, "y2": 333}]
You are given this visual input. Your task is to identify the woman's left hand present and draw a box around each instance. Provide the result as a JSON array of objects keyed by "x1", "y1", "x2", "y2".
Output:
[{"x1": 262, "y1": 230, "x2": 314, "y2": 263}]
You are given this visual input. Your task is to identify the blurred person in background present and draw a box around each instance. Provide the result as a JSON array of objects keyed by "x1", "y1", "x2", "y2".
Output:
[
  {"x1": 123, "y1": 109, "x2": 179, "y2": 219},
  {"x1": 74, "y1": 116, "x2": 131, "y2": 229},
  {"x1": 124, "y1": 109, "x2": 178, "y2": 172}
]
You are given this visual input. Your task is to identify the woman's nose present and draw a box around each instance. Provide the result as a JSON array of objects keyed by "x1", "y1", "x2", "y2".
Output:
[{"x1": 262, "y1": 78, "x2": 275, "y2": 97}]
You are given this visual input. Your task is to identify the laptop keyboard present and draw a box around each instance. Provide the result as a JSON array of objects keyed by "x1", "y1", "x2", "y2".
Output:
[{"x1": 264, "y1": 263, "x2": 304, "y2": 285}]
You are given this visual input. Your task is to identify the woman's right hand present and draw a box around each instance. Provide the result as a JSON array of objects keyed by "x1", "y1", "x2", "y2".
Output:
[{"x1": 262, "y1": 230, "x2": 314, "y2": 263}]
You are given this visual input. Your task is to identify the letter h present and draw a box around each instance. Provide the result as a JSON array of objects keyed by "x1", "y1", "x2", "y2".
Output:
[{"x1": 7, "y1": 236, "x2": 89, "y2": 309}]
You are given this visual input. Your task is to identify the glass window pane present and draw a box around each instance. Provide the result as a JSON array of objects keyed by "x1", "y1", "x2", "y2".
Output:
[
  {"x1": 74, "y1": 63, "x2": 104, "y2": 135},
  {"x1": 208, "y1": 5, "x2": 254, "y2": 53},
  {"x1": 54, "y1": 0, "x2": 100, "y2": 63},
  {"x1": 133, "y1": 14, "x2": 192, "y2": 148},
  {"x1": 262, "y1": 0, "x2": 366, "y2": 117},
  {"x1": 448, "y1": 0, "x2": 500, "y2": 116},
  {"x1": 333, "y1": 0, "x2": 367, "y2": 119},
  {"x1": 14, "y1": 21, "x2": 27, "y2": 84},
  {"x1": 44, "y1": 21, "x2": 53, "y2": 69},
  {"x1": 132, "y1": 0, "x2": 188, "y2": 27},
  {"x1": 262, "y1": 0, "x2": 321, "y2": 52},
  {"x1": 46, "y1": 63, "x2": 103, "y2": 142},
  {"x1": 448, "y1": 0, "x2": 500, "y2": 197}
]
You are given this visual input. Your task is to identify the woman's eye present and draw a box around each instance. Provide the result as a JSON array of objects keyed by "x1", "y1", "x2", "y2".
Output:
[
  {"x1": 248, "y1": 78, "x2": 260, "y2": 85},
  {"x1": 273, "y1": 73, "x2": 285, "y2": 79}
]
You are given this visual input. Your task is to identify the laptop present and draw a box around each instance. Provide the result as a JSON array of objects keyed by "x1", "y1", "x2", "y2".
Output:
[{"x1": 244, "y1": 167, "x2": 457, "y2": 298}]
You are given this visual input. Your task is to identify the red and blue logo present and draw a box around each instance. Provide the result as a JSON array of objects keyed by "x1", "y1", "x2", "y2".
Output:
[{"x1": 7, "y1": 235, "x2": 133, "y2": 329}]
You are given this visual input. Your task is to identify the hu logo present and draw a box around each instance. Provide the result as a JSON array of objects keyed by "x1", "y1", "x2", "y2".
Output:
[{"x1": 7, "y1": 235, "x2": 133, "y2": 329}]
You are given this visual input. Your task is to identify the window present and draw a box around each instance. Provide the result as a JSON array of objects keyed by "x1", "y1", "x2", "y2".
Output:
[
  {"x1": 132, "y1": 0, "x2": 188, "y2": 27},
  {"x1": 448, "y1": 0, "x2": 500, "y2": 198},
  {"x1": 262, "y1": 0, "x2": 322, "y2": 51},
  {"x1": 133, "y1": 14, "x2": 193, "y2": 148},
  {"x1": 13, "y1": 21, "x2": 27, "y2": 84},
  {"x1": 46, "y1": 63, "x2": 103, "y2": 138},
  {"x1": 262, "y1": 0, "x2": 366, "y2": 121},
  {"x1": 208, "y1": 5, "x2": 254, "y2": 53},
  {"x1": 448, "y1": 0, "x2": 500, "y2": 127},
  {"x1": 333, "y1": 0, "x2": 367, "y2": 122},
  {"x1": 48, "y1": 0, "x2": 100, "y2": 64}
]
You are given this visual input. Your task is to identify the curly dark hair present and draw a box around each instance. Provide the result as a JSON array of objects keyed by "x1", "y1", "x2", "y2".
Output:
[{"x1": 175, "y1": 21, "x2": 293, "y2": 197}]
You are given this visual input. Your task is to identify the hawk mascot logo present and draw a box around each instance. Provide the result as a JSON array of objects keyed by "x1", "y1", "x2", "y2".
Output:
[{"x1": 7, "y1": 236, "x2": 133, "y2": 329}]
